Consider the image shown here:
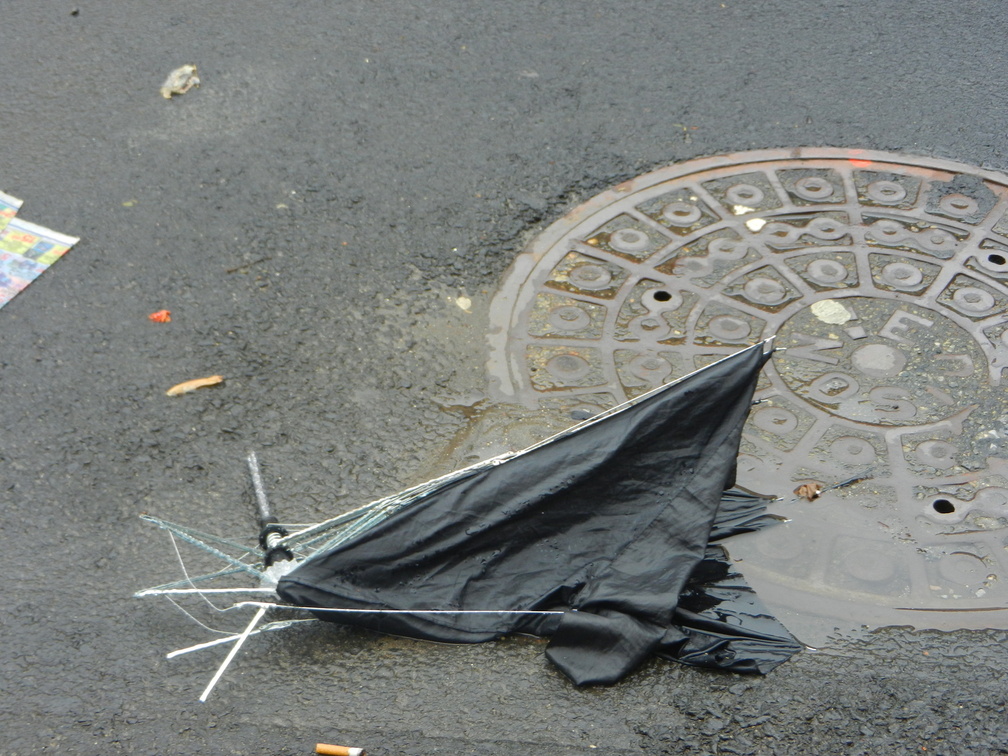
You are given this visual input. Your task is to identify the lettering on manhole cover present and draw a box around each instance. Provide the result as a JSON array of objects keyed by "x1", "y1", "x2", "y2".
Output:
[{"x1": 487, "y1": 148, "x2": 1008, "y2": 639}]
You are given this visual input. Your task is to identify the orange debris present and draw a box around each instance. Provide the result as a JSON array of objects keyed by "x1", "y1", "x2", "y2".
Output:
[
  {"x1": 166, "y1": 375, "x2": 224, "y2": 396},
  {"x1": 148, "y1": 309, "x2": 172, "y2": 323}
]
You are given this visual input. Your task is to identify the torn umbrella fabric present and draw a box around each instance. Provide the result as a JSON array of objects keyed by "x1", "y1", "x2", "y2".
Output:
[{"x1": 277, "y1": 342, "x2": 800, "y2": 684}]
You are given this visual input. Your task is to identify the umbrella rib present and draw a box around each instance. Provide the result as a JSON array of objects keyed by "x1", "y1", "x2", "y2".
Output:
[
  {"x1": 198, "y1": 604, "x2": 268, "y2": 702},
  {"x1": 167, "y1": 618, "x2": 316, "y2": 658}
]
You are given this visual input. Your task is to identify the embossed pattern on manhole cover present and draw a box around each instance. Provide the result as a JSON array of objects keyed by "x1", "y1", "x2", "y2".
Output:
[{"x1": 487, "y1": 148, "x2": 1008, "y2": 641}]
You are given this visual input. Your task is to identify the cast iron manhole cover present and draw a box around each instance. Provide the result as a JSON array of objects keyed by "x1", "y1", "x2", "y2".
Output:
[{"x1": 487, "y1": 148, "x2": 1008, "y2": 641}]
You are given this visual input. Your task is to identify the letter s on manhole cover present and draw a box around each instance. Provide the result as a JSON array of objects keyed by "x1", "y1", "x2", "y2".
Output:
[{"x1": 487, "y1": 148, "x2": 1008, "y2": 641}]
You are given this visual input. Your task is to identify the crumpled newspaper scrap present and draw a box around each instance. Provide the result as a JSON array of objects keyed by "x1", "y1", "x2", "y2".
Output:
[
  {"x1": 0, "y1": 190, "x2": 79, "y2": 310},
  {"x1": 160, "y1": 64, "x2": 200, "y2": 99}
]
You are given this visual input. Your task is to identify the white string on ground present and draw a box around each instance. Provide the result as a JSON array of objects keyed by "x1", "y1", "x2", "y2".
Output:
[
  {"x1": 168, "y1": 531, "x2": 229, "y2": 613},
  {"x1": 230, "y1": 600, "x2": 565, "y2": 616},
  {"x1": 163, "y1": 595, "x2": 235, "y2": 637}
]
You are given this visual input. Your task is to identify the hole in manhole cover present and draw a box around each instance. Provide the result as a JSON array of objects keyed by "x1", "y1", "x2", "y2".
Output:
[{"x1": 484, "y1": 148, "x2": 1008, "y2": 644}]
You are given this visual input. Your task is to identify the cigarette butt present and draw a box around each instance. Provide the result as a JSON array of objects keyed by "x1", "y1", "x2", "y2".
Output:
[
  {"x1": 166, "y1": 375, "x2": 224, "y2": 396},
  {"x1": 316, "y1": 745, "x2": 365, "y2": 756}
]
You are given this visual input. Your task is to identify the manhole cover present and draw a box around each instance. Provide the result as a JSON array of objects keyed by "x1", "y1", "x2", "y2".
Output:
[{"x1": 487, "y1": 148, "x2": 1008, "y2": 642}]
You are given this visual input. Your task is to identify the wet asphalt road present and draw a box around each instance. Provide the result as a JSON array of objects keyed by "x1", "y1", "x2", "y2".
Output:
[{"x1": 2, "y1": 2, "x2": 1008, "y2": 754}]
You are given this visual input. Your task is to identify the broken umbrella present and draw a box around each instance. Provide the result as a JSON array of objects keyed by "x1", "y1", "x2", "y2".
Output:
[{"x1": 136, "y1": 338, "x2": 801, "y2": 699}]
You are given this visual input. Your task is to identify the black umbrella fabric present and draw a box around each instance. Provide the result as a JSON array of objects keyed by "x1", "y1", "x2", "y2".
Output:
[{"x1": 278, "y1": 342, "x2": 800, "y2": 684}]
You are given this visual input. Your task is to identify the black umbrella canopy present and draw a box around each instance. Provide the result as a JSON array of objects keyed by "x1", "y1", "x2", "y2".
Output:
[{"x1": 279, "y1": 341, "x2": 800, "y2": 684}]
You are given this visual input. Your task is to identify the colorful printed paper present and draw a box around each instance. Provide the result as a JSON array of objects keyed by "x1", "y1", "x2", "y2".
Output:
[
  {"x1": 0, "y1": 193, "x2": 79, "y2": 310},
  {"x1": 0, "y1": 191, "x2": 24, "y2": 233}
]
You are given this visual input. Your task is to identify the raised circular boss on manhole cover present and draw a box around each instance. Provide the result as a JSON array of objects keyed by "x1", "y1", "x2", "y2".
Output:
[{"x1": 487, "y1": 148, "x2": 1008, "y2": 642}]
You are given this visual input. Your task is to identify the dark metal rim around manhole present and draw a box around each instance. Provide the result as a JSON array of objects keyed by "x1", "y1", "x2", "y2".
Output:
[{"x1": 486, "y1": 148, "x2": 1008, "y2": 641}]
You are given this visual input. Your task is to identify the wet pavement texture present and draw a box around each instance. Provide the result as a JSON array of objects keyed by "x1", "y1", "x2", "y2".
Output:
[
  {"x1": 485, "y1": 150, "x2": 1008, "y2": 643},
  {"x1": 2, "y1": 2, "x2": 1008, "y2": 755}
]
